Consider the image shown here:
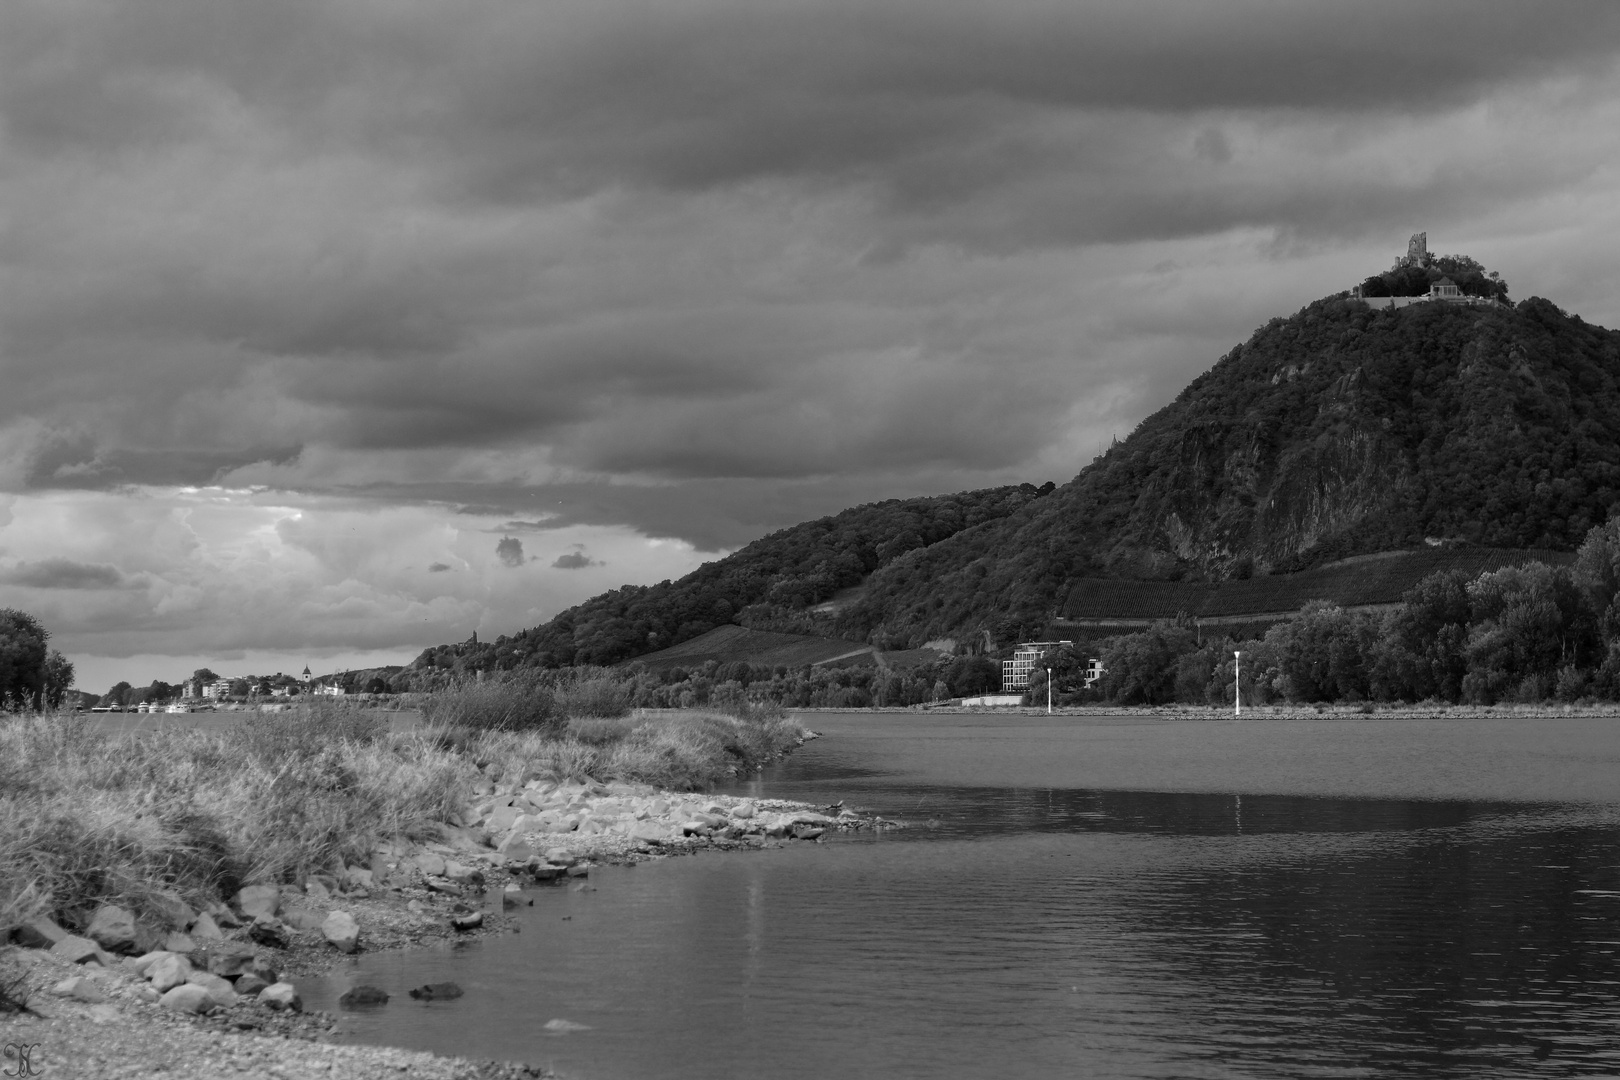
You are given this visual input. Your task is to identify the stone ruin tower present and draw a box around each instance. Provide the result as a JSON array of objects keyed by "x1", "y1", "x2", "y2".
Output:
[{"x1": 1400, "y1": 232, "x2": 1431, "y2": 268}]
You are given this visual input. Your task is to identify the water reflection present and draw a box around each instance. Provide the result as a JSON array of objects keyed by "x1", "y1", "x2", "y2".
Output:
[{"x1": 301, "y1": 717, "x2": 1620, "y2": 1079}]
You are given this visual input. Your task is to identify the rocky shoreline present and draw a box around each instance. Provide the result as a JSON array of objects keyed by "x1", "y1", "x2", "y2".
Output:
[{"x1": 1, "y1": 776, "x2": 896, "y2": 1079}]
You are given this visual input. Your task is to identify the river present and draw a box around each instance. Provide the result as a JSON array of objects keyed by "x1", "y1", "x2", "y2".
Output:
[{"x1": 299, "y1": 711, "x2": 1620, "y2": 1078}]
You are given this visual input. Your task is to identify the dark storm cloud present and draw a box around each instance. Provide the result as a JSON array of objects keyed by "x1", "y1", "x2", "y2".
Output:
[
  {"x1": 495, "y1": 537, "x2": 525, "y2": 568},
  {"x1": 0, "y1": 559, "x2": 129, "y2": 590},
  {"x1": 552, "y1": 550, "x2": 598, "y2": 570},
  {"x1": 3, "y1": 0, "x2": 1619, "y2": 538},
  {"x1": 427, "y1": 562, "x2": 453, "y2": 573}
]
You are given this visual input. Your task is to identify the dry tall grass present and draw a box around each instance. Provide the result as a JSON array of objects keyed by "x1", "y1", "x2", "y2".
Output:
[
  {"x1": 1, "y1": 694, "x2": 806, "y2": 940},
  {"x1": 480, "y1": 707, "x2": 803, "y2": 790},
  {"x1": 0, "y1": 705, "x2": 473, "y2": 938}
]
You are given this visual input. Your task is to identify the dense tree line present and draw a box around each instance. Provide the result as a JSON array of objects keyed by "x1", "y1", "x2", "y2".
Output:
[
  {"x1": 404, "y1": 485, "x2": 1052, "y2": 673},
  {"x1": 0, "y1": 609, "x2": 74, "y2": 710},
  {"x1": 1358, "y1": 254, "x2": 1511, "y2": 301},
  {"x1": 1061, "y1": 516, "x2": 1620, "y2": 706}
]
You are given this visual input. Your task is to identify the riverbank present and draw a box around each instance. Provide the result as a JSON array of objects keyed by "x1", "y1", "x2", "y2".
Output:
[
  {"x1": 0, "y1": 708, "x2": 888, "y2": 1078},
  {"x1": 912, "y1": 701, "x2": 1620, "y2": 719}
]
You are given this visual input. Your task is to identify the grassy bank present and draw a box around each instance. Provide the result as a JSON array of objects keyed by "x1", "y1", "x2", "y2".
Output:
[{"x1": 0, "y1": 696, "x2": 806, "y2": 946}]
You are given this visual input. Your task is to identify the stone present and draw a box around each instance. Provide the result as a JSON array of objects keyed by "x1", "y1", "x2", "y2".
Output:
[
  {"x1": 52, "y1": 934, "x2": 115, "y2": 967},
  {"x1": 190, "y1": 912, "x2": 225, "y2": 942},
  {"x1": 565, "y1": 864, "x2": 590, "y2": 878},
  {"x1": 414, "y1": 853, "x2": 447, "y2": 877},
  {"x1": 206, "y1": 943, "x2": 259, "y2": 978},
  {"x1": 339, "y1": 985, "x2": 389, "y2": 1007},
  {"x1": 50, "y1": 976, "x2": 108, "y2": 1003},
  {"x1": 647, "y1": 799, "x2": 669, "y2": 817},
  {"x1": 164, "y1": 932, "x2": 197, "y2": 954},
  {"x1": 496, "y1": 835, "x2": 535, "y2": 862},
  {"x1": 730, "y1": 801, "x2": 756, "y2": 820},
  {"x1": 134, "y1": 984, "x2": 161, "y2": 1004},
  {"x1": 248, "y1": 956, "x2": 279, "y2": 984},
  {"x1": 281, "y1": 906, "x2": 326, "y2": 931},
  {"x1": 128, "y1": 950, "x2": 174, "y2": 977},
  {"x1": 791, "y1": 812, "x2": 837, "y2": 826},
  {"x1": 86, "y1": 904, "x2": 138, "y2": 953},
  {"x1": 450, "y1": 912, "x2": 483, "y2": 932},
  {"x1": 234, "y1": 884, "x2": 280, "y2": 921},
  {"x1": 426, "y1": 878, "x2": 461, "y2": 895},
  {"x1": 304, "y1": 879, "x2": 331, "y2": 902},
  {"x1": 443, "y1": 861, "x2": 483, "y2": 884},
  {"x1": 248, "y1": 916, "x2": 290, "y2": 949},
  {"x1": 486, "y1": 804, "x2": 522, "y2": 831},
  {"x1": 185, "y1": 970, "x2": 237, "y2": 1008},
  {"x1": 146, "y1": 889, "x2": 196, "y2": 931},
  {"x1": 205, "y1": 901, "x2": 241, "y2": 929},
  {"x1": 148, "y1": 954, "x2": 193, "y2": 992},
  {"x1": 510, "y1": 814, "x2": 546, "y2": 834},
  {"x1": 258, "y1": 982, "x2": 302, "y2": 1012},
  {"x1": 160, "y1": 983, "x2": 215, "y2": 1014},
  {"x1": 680, "y1": 821, "x2": 711, "y2": 837},
  {"x1": 344, "y1": 865, "x2": 374, "y2": 891},
  {"x1": 530, "y1": 865, "x2": 565, "y2": 883},
  {"x1": 233, "y1": 973, "x2": 271, "y2": 997},
  {"x1": 11, "y1": 916, "x2": 68, "y2": 949},
  {"x1": 792, "y1": 825, "x2": 825, "y2": 840},
  {"x1": 322, "y1": 911, "x2": 360, "y2": 954},
  {"x1": 408, "y1": 982, "x2": 464, "y2": 1000}
]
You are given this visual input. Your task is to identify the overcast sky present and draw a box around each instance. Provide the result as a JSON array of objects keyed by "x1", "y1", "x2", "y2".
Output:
[{"x1": 5, "y1": 0, "x2": 1620, "y2": 692}]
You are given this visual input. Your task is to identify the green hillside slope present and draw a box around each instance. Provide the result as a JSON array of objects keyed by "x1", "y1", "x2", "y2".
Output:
[
  {"x1": 839, "y1": 293, "x2": 1620, "y2": 648},
  {"x1": 405, "y1": 485, "x2": 1050, "y2": 675},
  {"x1": 411, "y1": 257, "x2": 1620, "y2": 675}
]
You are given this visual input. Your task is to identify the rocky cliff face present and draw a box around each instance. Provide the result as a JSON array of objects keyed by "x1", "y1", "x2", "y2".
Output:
[{"x1": 840, "y1": 292, "x2": 1620, "y2": 647}]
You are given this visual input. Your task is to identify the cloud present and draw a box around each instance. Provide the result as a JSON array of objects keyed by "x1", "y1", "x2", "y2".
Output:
[
  {"x1": 427, "y1": 562, "x2": 452, "y2": 573},
  {"x1": 0, "y1": 558, "x2": 128, "y2": 590},
  {"x1": 551, "y1": 548, "x2": 598, "y2": 570},
  {"x1": 3, "y1": 0, "x2": 1620, "y2": 682},
  {"x1": 495, "y1": 537, "x2": 525, "y2": 568}
]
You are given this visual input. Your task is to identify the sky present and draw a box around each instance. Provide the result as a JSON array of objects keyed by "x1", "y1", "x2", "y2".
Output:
[{"x1": 5, "y1": 0, "x2": 1620, "y2": 693}]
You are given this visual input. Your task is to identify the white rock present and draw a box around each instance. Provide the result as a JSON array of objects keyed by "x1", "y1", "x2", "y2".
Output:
[
  {"x1": 160, "y1": 983, "x2": 215, "y2": 1014},
  {"x1": 50, "y1": 976, "x2": 107, "y2": 1003},
  {"x1": 323, "y1": 911, "x2": 360, "y2": 954},
  {"x1": 258, "y1": 982, "x2": 302, "y2": 1012},
  {"x1": 148, "y1": 954, "x2": 193, "y2": 992},
  {"x1": 185, "y1": 970, "x2": 238, "y2": 1008},
  {"x1": 128, "y1": 950, "x2": 175, "y2": 977}
]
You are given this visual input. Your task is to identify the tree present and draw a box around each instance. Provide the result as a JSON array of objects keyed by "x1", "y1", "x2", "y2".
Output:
[
  {"x1": 100, "y1": 681, "x2": 133, "y2": 709},
  {"x1": 42, "y1": 651, "x2": 75, "y2": 709},
  {"x1": 0, "y1": 609, "x2": 51, "y2": 710}
]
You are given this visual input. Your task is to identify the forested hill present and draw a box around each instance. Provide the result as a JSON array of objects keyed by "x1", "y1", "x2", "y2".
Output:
[
  {"x1": 409, "y1": 485, "x2": 1051, "y2": 673},
  {"x1": 414, "y1": 265, "x2": 1620, "y2": 673},
  {"x1": 837, "y1": 291, "x2": 1620, "y2": 648}
]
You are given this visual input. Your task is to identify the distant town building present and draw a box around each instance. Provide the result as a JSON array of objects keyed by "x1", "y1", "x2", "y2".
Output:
[
  {"x1": 202, "y1": 678, "x2": 233, "y2": 700},
  {"x1": 1001, "y1": 641, "x2": 1106, "y2": 693},
  {"x1": 314, "y1": 683, "x2": 346, "y2": 697},
  {"x1": 1001, "y1": 642, "x2": 1075, "y2": 692}
]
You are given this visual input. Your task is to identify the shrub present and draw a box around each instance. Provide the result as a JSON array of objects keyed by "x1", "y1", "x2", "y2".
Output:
[
  {"x1": 419, "y1": 674, "x2": 562, "y2": 733},
  {"x1": 553, "y1": 674, "x2": 632, "y2": 719}
]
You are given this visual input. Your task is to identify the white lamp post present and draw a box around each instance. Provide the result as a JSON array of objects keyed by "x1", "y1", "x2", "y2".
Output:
[
  {"x1": 1046, "y1": 667, "x2": 1053, "y2": 715},
  {"x1": 1234, "y1": 651, "x2": 1242, "y2": 717}
]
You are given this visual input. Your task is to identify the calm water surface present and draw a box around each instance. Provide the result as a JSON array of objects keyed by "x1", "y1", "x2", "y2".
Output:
[{"x1": 301, "y1": 713, "x2": 1620, "y2": 1078}]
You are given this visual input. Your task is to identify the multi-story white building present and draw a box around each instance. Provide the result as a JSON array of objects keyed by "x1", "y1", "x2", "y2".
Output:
[
  {"x1": 1001, "y1": 642, "x2": 1069, "y2": 692},
  {"x1": 1001, "y1": 642, "x2": 1105, "y2": 693}
]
